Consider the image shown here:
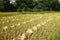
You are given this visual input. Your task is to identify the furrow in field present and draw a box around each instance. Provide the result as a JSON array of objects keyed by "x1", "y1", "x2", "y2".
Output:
[
  {"x1": 29, "y1": 14, "x2": 60, "y2": 40},
  {"x1": 16, "y1": 17, "x2": 54, "y2": 40},
  {"x1": 17, "y1": 14, "x2": 58, "y2": 40}
]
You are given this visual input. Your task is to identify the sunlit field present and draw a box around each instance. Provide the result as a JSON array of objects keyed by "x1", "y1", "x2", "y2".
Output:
[{"x1": 0, "y1": 12, "x2": 60, "y2": 40}]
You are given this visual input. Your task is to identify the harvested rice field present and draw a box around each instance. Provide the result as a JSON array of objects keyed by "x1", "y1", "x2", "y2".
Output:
[{"x1": 0, "y1": 12, "x2": 60, "y2": 40}]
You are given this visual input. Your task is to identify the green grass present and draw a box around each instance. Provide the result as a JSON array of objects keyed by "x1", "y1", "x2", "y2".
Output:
[
  {"x1": 0, "y1": 12, "x2": 60, "y2": 40},
  {"x1": 53, "y1": 29, "x2": 60, "y2": 40},
  {"x1": 53, "y1": 25, "x2": 60, "y2": 40}
]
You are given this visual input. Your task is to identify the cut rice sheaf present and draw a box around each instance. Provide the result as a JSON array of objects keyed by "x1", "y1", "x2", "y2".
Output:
[
  {"x1": 32, "y1": 27, "x2": 37, "y2": 31},
  {"x1": 3, "y1": 26, "x2": 8, "y2": 30},
  {"x1": 20, "y1": 33, "x2": 26, "y2": 40},
  {"x1": 26, "y1": 29, "x2": 33, "y2": 34}
]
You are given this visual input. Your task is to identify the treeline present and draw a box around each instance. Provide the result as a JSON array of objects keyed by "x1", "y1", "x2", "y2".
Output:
[{"x1": 0, "y1": 0, "x2": 60, "y2": 12}]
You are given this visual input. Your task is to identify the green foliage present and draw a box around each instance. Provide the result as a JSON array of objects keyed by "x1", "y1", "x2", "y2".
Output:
[
  {"x1": 0, "y1": 0, "x2": 5, "y2": 11},
  {"x1": 0, "y1": 0, "x2": 15, "y2": 11},
  {"x1": 16, "y1": 0, "x2": 59, "y2": 12},
  {"x1": 0, "y1": 0, "x2": 60, "y2": 12},
  {"x1": 15, "y1": 0, "x2": 37, "y2": 12}
]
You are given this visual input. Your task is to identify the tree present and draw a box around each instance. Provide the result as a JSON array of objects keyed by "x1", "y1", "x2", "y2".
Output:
[
  {"x1": 0, "y1": 0, "x2": 15, "y2": 12},
  {"x1": 0, "y1": 0, "x2": 59, "y2": 12},
  {"x1": 0, "y1": 0, "x2": 5, "y2": 11},
  {"x1": 15, "y1": 0, "x2": 37, "y2": 12}
]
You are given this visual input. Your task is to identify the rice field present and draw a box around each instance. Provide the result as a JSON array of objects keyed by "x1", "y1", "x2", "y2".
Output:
[{"x1": 0, "y1": 12, "x2": 60, "y2": 40}]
